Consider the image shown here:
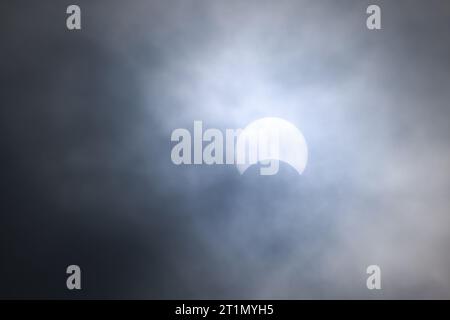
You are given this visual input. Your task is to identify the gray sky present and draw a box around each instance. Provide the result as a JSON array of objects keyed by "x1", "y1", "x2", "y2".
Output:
[{"x1": 1, "y1": 0, "x2": 450, "y2": 298}]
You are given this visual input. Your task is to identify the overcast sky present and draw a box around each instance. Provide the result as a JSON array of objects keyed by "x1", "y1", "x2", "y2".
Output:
[{"x1": 1, "y1": 0, "x2": 450, "y2": 298}]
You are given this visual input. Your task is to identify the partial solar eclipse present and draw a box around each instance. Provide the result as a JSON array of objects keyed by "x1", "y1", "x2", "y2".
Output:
[{"x1": 236, "y1": 117, "x2": 308, "y2": 175}]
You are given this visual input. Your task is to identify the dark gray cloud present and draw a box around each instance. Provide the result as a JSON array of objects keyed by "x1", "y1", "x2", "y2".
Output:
[{"x1": 1, "y1": 0, "x2": 450, "y2": 298}]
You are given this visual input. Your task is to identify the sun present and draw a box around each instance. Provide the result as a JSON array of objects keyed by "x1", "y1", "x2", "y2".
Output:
[{"x1": 235, "y1": 117, "x2": 308, "y2": 176}]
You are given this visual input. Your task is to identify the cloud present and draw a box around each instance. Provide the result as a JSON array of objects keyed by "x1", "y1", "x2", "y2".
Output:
[{"x1": 1, "y1": 0, "x2": 450, "y2": 298}]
